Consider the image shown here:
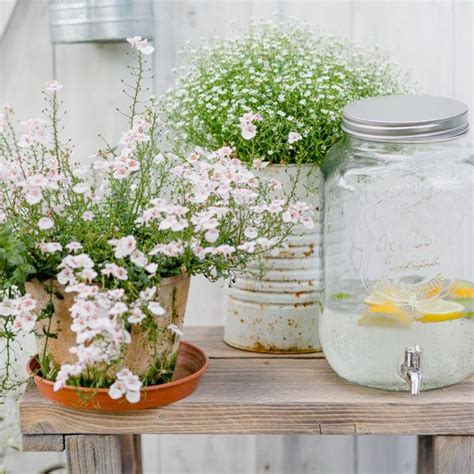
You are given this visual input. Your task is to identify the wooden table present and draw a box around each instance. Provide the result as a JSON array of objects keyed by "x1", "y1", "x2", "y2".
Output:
[{"x1": 20, "y1": 326, "x2": 473, "y2": 473}]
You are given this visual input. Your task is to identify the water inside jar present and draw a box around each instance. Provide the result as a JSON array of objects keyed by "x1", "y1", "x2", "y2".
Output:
[{"x1": 320, "y1": 278, "x2": 474, "y2": 391}]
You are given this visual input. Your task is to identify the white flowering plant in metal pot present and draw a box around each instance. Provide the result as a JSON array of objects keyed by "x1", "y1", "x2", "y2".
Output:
[
  {"x1": 163, "y1": 20, "x2": 413, "y2": 354},
  {"x1": 163, "y1": 19, "x2": 411, "y2": 166},
  {"x1": 0, "y1": 37, "x2": 312, "y2": 406}
]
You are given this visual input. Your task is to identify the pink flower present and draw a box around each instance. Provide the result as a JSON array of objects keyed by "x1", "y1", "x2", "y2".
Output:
[
  {"x1": 127, "y1": 36, "x2": 155, "y2": 55},
  {"x1": 145, "y1": 263, "x2": 158, "y2": 274},
  {"x1": 108, "y1": 235, "x2": 137, "y2": 258},
  {"x1": 128, "y1": 308, "x2": 145, "y2": 324},
  {"x1": 53, "y1": 364, "x2": 83, "y2": 391},
  {"x1": 38, "y1": 217, "x2": 54, "y2": 230},
  {"x1": 168, "y1": 324, "x2": 183, "y2": 337},
  {"x1": 66, "y1": 242, "x2": 83, "y2": 253},
  {"x1": 147, "y1": 301, "x2": 165, "y2": 316},
  {"x1": 130, "y1": 250, "x2": 148, "y2": 268},
  {"x1": 241, "y1": 122, "x2": 257, "y2": 140},
  {"x1": 245, "y1": 227, "x2": 259, "y2": 240},
  {"x1": 81, "y1": 211, "x2": 94, "y2": 222},
  {"x1": 252, "y1": 159, "x2": 269, "y2": 170},
  {"x1": 45, "y1": 80, "x2": 63, "y2": 92},
  {"x1": 39, "y1": 242, "x2": 62, "y2": 254},
  {"x1": 101, "y1": 263, "x2": 128, "y2": 280},
  {"x1": 108, "y1": 368, "x2": 142, "y2": 403},
  {"x1": 205, "y1": 228, "x2": 219, "y2": 243},
  {"x1": 239, "y1": 112, "x2": 261, "y2": 140},
  {"x1": 18, "y1": 118, "x2": 50, "y2": 147}
]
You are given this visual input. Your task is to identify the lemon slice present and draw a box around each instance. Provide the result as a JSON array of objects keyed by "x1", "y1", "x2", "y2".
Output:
[
  {"x1": 451, "y1": 286, "x2": 474, "y2": 299},
  {"x1": 359, "y1": 312, "x2": 412, "y2": 329},
  {"x1": 363, "y1": 294, "x2": 387, "y2": 305},
  {"x1": 359, "y1": 301, "x2": 412, "y2": 328},
  {"x1": 416, "y1": 300, "x2": 465, "y2": 323}
]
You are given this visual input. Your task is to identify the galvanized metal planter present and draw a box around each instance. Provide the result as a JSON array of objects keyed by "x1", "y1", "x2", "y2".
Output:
[
  {"x1": 224, "y1": 164, "x2": 323, "y2": 353},
  {"x1": 48, "y1": 0, "x2": 154, "y2": 44}
]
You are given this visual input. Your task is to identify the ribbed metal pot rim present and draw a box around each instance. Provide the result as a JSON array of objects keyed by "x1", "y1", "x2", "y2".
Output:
[{"x1": 342, "y1": 95, "x2": 469, "y2": 143}]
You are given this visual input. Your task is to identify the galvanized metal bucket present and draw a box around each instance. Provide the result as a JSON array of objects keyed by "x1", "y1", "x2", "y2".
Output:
[
  {"x1": 224, "y1": 164, "x2": 324, "y2": 353},
  {"x1": 48, "y1": 0, "x2": 154, "y2": 44}
]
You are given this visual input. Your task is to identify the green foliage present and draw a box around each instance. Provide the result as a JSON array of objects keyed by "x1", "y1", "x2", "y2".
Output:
[{"x1": 163, "y1": 20, "x2": 414, "y2": 167}]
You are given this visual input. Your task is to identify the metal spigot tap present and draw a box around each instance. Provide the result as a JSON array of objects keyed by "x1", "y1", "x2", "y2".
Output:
[{"x1": 400, "y1": 345, "x2": 423, "y2": 395}]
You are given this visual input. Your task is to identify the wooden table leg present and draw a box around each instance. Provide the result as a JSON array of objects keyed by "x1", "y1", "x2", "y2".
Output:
[
  {"x1": 66, "y1": 435, "x2": 122, "y2": 474},
  {"x1": 120, "y1": 434, "x2": 143, "y2": 474},
  {"x1": 418, "y1": 435, "x2": 474, "y2": 473}
]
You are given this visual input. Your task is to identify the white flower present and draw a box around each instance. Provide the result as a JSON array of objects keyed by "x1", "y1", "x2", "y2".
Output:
[
  {"x1": 145, "y1": 262, "x2": 158, "y2": 274},
  {"x1": 108, "y1": 368, "x2": 142, "y2": 403},
  {"x1": 238, "y1": 241, "x2": 256, "y2": 253},
  {"x1": 72, "y1": 182, "x2": 89, "y2": 194},
  {"x1": 154, "y1": 153, "x2": 165, "y2": 164},
  {"x1": 108, "y1": 380, "x2": 127, "y2": 400},
  {"x1": 252, "y1": 159, "x2": 268, "y2": 170},
  {"x1": 101, "y1": 263, "x2": 128, "y2": 280},
  {"x1": 128, "y1": 307, "x2": 145, "y2": 324},
  {"x1": 24, "y1": 189, "x2": 43, "y2": 205},
  {"x1": 244, "y1": 227, "x2": 258, "y2": 239},
  {"x1": 267, "y1": 200, "x2": 285, "y2": 214},
  {"x1": 148, "y1": 301, "x2": 165, "y2": 316},
  {"x1": 38, "y1": 217, "x2": 54, "y2": 230},
  {"x1": 45, "y1": 80, "x2": 63, "y2": 92},
  {"x1": 168, "y1": 324, "x2": 184, "y2": 337},
  {"x1": 0, "y1": 294, "x2": 37, "y2": 335},
  {"x1": 130, "y1": 250, "x2": 148, "y2": 268},
  {"x1": 108, "y1": 235, "x2": 137, "y2": 259},
  {"x1": 39, "y1": 242, "x2": 62, "y2": 254},
  {"x1": 113, "y1": 165, "x2": 131, "y2": 180},
  {"x1": 241, "y1": 122, "x2": 257, "y2": 140},
  {"x1": 204, "y1": 228, "x2": 219, "y2": 243},
  {"x1": 288, "y1": 132, "x2": 302, "y2": 144},
  {"x1": 18, "y1": 118, "x2": 50, "y2": 147},
  {"x1": 109, "y1": 302, "x2": 128, "y2": 316},
  {"x1": 139, "y1": 287, "x2": 156, "y2": 301},
  {"x1": 80, "y1": 268, "x2": 97, "y2": 282},
  {"x1": 81, "y1": 211, "x2": 95, "y2": 222},
  {"x1": 53, "y1": 364, "x2": 83, "y2": 391},
  {"x1": 66, "y1": 241, "x2": 83, "y2": 253},
  {"x1": 127, "y1": 36, "x2": 155, "y2": 55}
]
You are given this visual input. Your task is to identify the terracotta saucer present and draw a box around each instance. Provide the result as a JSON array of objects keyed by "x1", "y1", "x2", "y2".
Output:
[{"x1": 27, "y1": 341, "x2": 209, "y2": 411}]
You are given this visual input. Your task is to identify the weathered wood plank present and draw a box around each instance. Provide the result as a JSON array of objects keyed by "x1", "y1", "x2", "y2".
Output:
[
  {"x1": 184, "y1": 326, "x2": 324, "y2": 358},
  {"x1": 66, "y1": 435, "x2": 122, "y2": 474},
  {"x1": 20, "y1": 358, "x2": 474, "y2": 436},
  {"x1": 119, "y1": 434, "x2": 142, "y2": 474},
  {"x1": 453, "y1": 0, "x2": 474, "y2": 136},
  {"x1": 0, "y1": 0, "x2": 53, "y2": 114},
  {"x1": 160, "y1": 434, "x2": 257, "y2": 474},
  {"x1": 21, "y1": 434, "x2": 65, "y2": 452},
  {"x1": 352, "y1": 0, "x2": 454, "y2": 96},
  {"x1": 0, "y1": 0, "x2": 17, "y2": 40},
  {"x1": 418, "y1": 436, "x2": 474, "y2": 474},
  {"x1": 417, "y1": 436, "x2": 434, "y2": 474},
  {"x1": 357, "y1": 435, "x2": 417, "y2": 474}
]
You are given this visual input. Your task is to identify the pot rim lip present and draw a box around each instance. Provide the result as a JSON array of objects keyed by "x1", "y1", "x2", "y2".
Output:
[
  {"x1": 158, "y1": 273, "x2": 191, "y2": 286},
  {"x1": 27, "y1": 340, "x2": 209, "y2": 395}
]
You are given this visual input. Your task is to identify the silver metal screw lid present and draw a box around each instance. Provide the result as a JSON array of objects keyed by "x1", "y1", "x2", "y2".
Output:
[{"x1": 342, "y1": 95, "x2": 469, "y2": 143}]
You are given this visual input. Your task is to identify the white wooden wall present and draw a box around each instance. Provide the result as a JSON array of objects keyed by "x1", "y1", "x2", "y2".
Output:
[{"x1": 0, "y1": 0, "x2": 472, "y2": 473}]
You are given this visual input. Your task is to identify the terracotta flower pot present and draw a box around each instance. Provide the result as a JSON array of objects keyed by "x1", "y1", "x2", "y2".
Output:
[
  {"x1": 27, "y1": 341, "x2": 209, "y2": 410},
  {"x1": 25, "y1": 274, "x2": 191, "y2": 377}
]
